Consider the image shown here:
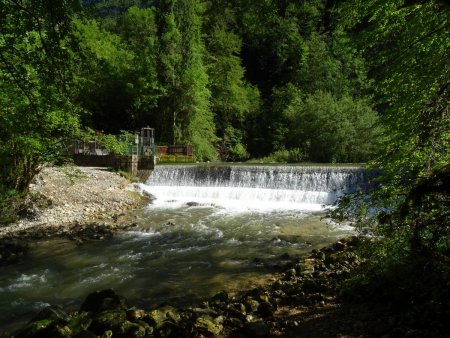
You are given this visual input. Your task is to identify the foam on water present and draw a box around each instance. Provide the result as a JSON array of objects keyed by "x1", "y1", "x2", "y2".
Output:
[{"x1": 142, "y1": 165, "x2": 366, "y2": 211}]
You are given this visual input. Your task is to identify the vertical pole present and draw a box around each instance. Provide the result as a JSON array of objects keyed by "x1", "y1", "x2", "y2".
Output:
[{"x1": 173, "y1": 111, "x2": 176, "y2": 146}]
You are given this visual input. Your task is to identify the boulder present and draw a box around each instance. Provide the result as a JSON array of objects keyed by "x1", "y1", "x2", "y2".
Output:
[
  {"x1": 155, "y1": 321, "x2": 185, "y2": 338},
  {"x1": 67, "y1": 312, "x2": 93, "y2": 334},
  {"x1": 244, "y1": 298, "x2": 260, "y2": 313},
  {"x1": 15, "y1": 319, "x2": 55, "y2": 338},
  {"x1": 15, "y1": 305, "x2": 72, "y2": 338},
  {"x1": 80, "y1": 289, "x2": 128, "y2": 314},
  {"x1": 31, "y1": 305, "x2": 71, "y2": 324},
  {"x1": 88, "y1": 309, "x2": 127, "y2": 334}
]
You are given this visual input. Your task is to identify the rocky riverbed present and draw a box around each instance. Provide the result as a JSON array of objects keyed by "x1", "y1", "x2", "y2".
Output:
[
  {"x1": 0, "y1": 166, "x2": 148, "y2": 264},
  {"x1": 10, "y1": 236, "x2": 444, "y2": 338},
  {"x1": 8, "y1": 237, "x2": 366, "y2": 338}
]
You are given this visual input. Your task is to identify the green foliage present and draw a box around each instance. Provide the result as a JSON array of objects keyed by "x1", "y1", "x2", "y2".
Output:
[
  {"x1": 0, "y1": 0, "x2": 81, "y2": 195},
  {"x1": 71, "y1": 0, "x2": 380, "y2": 163},
  {"x1": 0, "y1": 190, "x2": 24, "y2": 226},
  {"x1": 158, "y1": 0, "x2": 218, "y2": 161},
  {"x1": 61, "y1": 166, "x2": 88, "y2": 186},
  {"x1": 330, "y1": 0, "x2": 450, "y2": 326},
  {"x1": 80, "y1": 128, "x2": 133, "y2": 155},
  {"x1": 255, "y1": 148, "x2": 305, "y2": 164},
  {"x1": 272, "y1": 88, "x2": 382, "y2": 162}
]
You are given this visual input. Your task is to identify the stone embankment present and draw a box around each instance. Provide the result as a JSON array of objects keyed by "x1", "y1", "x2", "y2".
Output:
[{"x1": 0, "y1": 166, "x2": 148, "y2": 264}]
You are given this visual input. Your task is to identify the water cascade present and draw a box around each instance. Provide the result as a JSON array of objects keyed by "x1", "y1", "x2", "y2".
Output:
[
  {"x1": 143, "y1": 165, "x2": 366, "y2": 210},
  {"x1": 0, "y1": 165, "x2": 366, "y2": 333}
]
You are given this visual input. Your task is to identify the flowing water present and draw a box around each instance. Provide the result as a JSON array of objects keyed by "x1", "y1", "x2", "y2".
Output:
[{"x1": 0, "y1": 165, "x2": 365, "y2": 332}]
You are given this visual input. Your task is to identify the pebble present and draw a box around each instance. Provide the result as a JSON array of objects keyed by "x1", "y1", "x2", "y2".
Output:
[{"x1": 0, "y1": 167, "x2": 149, "y2": 245}]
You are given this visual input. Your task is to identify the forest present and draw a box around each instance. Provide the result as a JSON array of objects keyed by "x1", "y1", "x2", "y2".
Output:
[{"x1": 0, "y1": 0, "x2": 449, "y2": 335}]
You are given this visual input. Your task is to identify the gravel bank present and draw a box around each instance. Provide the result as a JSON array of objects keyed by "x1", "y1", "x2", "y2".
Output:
[{"x1": 0, "y1": 166, "x2": 148, "y2": 241}]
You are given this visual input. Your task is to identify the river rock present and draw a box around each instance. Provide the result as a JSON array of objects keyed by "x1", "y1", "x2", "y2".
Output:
[
  {"x1": 33, "y1": 305, "x2": 71, "y2": 324},
  {"x1": 67, "y1": 312, "x2": 93, "y2": 334},
  {"x1": 244, "y1": 298, "x2": 260, "y2": 313},
  {"x1": 211, "y1": 290, "x2": 229, "y2": 303},
  {"x1": 73, "y1": 330, "x2": 97, "y2": 338},
  {"x1": 80, "y1": 289, "x2": 128, "y2": 314},
  {"x1": 126, "y1": 308, "x2": 146, "y2": 321},
  {"x1": 15, "y1": 319, "x2": 55, "y2": 338},
  {"x1": 195, "y1": 315, "x2": 224, "y2": 336},
  {"x1": 15, "y1": 305, "x2": 71, "y2": 338},
  {"x1": 154, "y1": 321, "x2": 185, "y2": 338},
  {"x1": 144, "y1": 305, "x2": 181, "y2": 327},
  {"x1": 88, "y1": 309, "x2": 127, "y2": 334},
  {"x1": 243, "y1": 321, "x2": 270, "y2": 337},
  {"x1": 284, "y1": 268, "x2": 297, "y2": 279},
  {"x1": 295, "y1": 262, "x2": 315, "y2": 276},
  {"x1": 333, "y1": 241, "x2": 347, "y2": 251},
  {"x1": 257, "y1": 301, "x2": 274, "y2": 318}
]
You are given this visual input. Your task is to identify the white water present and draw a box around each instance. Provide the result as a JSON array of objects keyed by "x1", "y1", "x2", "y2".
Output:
[
  {"x1": 141, "y1": 165, "x2": 366, "y2": 211},
  {"x1": 0, "y1": 165, "x2": 366, "y2": 333}
]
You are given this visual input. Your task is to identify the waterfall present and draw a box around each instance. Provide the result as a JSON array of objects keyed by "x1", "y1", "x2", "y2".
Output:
[{"x1": 142, "y1": 165, "x2": 366, "y2": 210}]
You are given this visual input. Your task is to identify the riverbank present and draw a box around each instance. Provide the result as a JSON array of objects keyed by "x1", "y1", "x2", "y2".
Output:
[{"x1": 0, "y1": 166, "x2": 148, "y2": 264}]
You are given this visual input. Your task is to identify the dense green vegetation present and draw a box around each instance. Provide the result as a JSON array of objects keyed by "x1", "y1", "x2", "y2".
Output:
[
  {"x1": 1, "y1": 0, "x2": 384, "y2": 217},
  {"x1": 1, "y1": 0, "x2": 449, "y2": 333},
  {"x1": 330, "y1": 0, "x2": 450, "y2": 333},
  {"x1": 65, "y1": 0, "x2": 383, "y2": 163}
]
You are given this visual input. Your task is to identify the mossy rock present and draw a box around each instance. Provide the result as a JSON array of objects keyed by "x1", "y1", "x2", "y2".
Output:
[
  {"x1": 32, "y1": 305, "x2": 71, "y2": 324},
  {"x1": 211, "y1": 290, "x2": 229, "y2": 303},
  {"x1": 195, "y1": 315, "x2": 223, "y2": 336},
  {"x1": 15, "y1": 305, "x2": 73, "y2": 338},
  {"x1": 67, "y1": 312, "x2": 93, "y2": 335},
  {"x1": 120, "y1": 320, "x2": 147, "y2": 337},
  {"x1": 15, "y1": 319, "x2": 55, "y2": 338},
  {"x1": 295, "y1": 262, "x2": 315, "y2": 275},
  {"x1": 89, "y1": 309, "x2": 127, "y2": 334},
  {"x1": 244, "y1": 298, "x2": 260, "y2": 313},
  {"x1": 145, "y1": 306, "x2": 181, "y2": 327},
  {"x1": 155, "y1": 320, "x2": 185, "y2": 338}
]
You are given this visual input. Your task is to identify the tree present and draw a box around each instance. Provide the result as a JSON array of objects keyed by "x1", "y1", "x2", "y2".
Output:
[
  {"x1": 330, "y1": 0, "x2": 450, "y2": 323},
  {"x1": 157, "y1": 0, "x2": 217, "y2": 160},
  {"x1": 72, "y1": 16, "x2": 136, "y2": 132},
  {"x1": 337, "y1": 0, "x2": 450, "y2": 242},
  {"x1": 204, "y1": 1, "x2": 260, "y2": 161},
  {"x1": 0, "y1": 0, "x2": 82, "y2": 194},
  {"x1": 273, "y1": 88, "x2": 381, "y2": 162},
  {"x1": 114, "y1": 6, "x2": 161, "y2": 128}
]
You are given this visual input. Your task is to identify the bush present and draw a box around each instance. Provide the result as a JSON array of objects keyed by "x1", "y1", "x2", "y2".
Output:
[
  {"x1": 252, "y1": 148, "x2": 305, "y2": 163},
  {"x1": 0, "y1": 190, "x2": 24, "y2": 226},
  {"x1": 157, "y1": 155, "x2": 197, "y2": 163}
]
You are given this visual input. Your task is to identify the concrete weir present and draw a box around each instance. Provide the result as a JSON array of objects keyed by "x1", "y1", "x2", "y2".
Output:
[{"x1": 73, "y1": 154, "x2": 155, "y2": 182}]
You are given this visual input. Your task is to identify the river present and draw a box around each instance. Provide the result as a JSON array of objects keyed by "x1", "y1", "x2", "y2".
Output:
[{"x1": 0, "y1": 165, "x2": 365, "y2": 333}]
